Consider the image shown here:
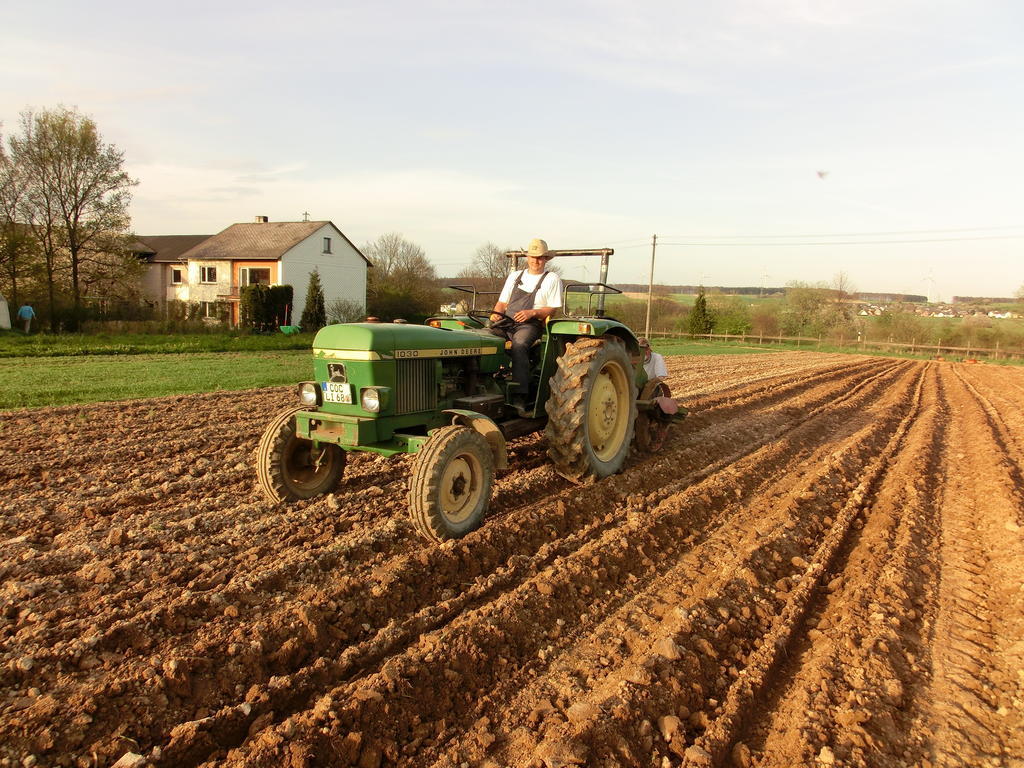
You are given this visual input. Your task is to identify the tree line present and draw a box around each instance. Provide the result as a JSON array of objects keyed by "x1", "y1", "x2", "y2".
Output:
[{"x1": 1, "y1": 106, "x2": 139, "y2": 331}]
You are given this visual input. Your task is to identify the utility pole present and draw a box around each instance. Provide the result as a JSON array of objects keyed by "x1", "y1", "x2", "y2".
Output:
[{"x1": 644, "y1": 234, "x2": 657, "y2": 338}]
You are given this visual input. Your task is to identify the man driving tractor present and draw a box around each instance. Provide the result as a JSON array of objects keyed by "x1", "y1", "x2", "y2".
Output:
[{"x1": 489, "y1": 238, "x2": 563, "y2": 416}]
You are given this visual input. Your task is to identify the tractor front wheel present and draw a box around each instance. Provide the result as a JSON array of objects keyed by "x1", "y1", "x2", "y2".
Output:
[
  {"x1": 409, "y1": 425, "x2": 494, "y2": 542},
  {"x1": 256, "y1": 407, "x2": 346, "y2": 502},
  {"x1": 545, "y1": 337, "x2": 637, "y2": 482}
]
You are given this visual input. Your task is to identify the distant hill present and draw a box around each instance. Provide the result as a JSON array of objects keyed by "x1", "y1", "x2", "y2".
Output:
[
  {"x1": 613, "y1": 284, "x2": 928, "y2": 303},
  {"x1": 440, "y1": 278, "x2": 938, "y2": 304},
  {"x1": 614, "y1": 284, "x2": 786, "y2": 296},
  {"x1": 952, "y1": 296, "x2": 1018, "y2": 304},
  {"x1": 854, "y1": 292, "x2": 927, "y2": 303}
]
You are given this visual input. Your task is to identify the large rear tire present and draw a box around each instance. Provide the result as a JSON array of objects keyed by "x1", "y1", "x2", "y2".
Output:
[
  {"x1": 256, "y1": 407, "x2": 346, "y2": 502},
  {"x1": 409, "y1": 425, "x2": 495, "y2": 542},
  {"x1": 545, "y1": 337, "x2": 637, "y2": 482}
]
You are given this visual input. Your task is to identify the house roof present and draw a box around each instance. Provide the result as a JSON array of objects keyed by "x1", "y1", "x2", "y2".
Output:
[
  {"x1": 180, "y1": 221, "x2": 371, "y2": 265},
  {"x1": 133, "y1": 235, "x2": 213, "y2": 263}
]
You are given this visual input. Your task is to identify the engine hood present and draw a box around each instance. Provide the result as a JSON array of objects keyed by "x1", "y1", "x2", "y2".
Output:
[{"x1": 313, "y1": 322, "x2": 501, "y2": 361}]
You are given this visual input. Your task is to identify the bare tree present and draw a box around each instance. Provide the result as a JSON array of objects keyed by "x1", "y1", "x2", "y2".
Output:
[
  {"x1": 456, "y1": 242, "x2": 512, "y2": 291},
  {"x1": 831, "y1": 271, "x2": 856, "y2": 302},
  {"x1": 361, "y1": 233, "x2": 442, "y2": 319},
  {"x1": 0, "y1": 139, "x2": 38, "y2": 307},
  {"x1": 10, "y1": 107, "x2": 137, "y2": 330}
]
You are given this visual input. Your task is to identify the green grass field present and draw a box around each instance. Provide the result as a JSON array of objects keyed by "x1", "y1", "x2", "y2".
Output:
[
  {"x1": 0, "y1": 334, "x2": 777, "y2": 411},
  {"x1": 648, "y1": 339, "x2": 776, "y2": 356},
  {"x1": 0, "y1": 330, "x2": 315, "y2": 358},
  {"x1": 0, "y1": 351, "x2": 314, "y2": 410},
  {"x1": 9, "y1": 325, "x2": 1016, "y2": 412}
]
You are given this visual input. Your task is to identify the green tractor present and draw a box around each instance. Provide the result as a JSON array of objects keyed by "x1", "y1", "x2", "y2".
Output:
[{"x1": 256, "y1": 247, "x2": 681, "y2": 542}]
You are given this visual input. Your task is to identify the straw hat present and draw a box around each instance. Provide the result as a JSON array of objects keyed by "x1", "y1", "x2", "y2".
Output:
[{"x1": 526, "y1": 238, "x2": 551, "y2": 259}]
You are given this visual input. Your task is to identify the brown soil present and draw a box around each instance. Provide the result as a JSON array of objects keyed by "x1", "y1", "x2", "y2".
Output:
[{"x1": 1, "y1": 353, "x2": 1021, "y2": 768}]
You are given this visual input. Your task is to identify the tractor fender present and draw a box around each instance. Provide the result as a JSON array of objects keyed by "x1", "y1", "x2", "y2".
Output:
[{"x1": 442, "y1": 409, "x2": 509, "y2": 470}]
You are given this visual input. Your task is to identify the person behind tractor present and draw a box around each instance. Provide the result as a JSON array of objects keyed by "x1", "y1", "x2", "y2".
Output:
[
  {"x1": 639, "y1": 337, "x2": 667, "y2": 379},
  {"x1": 490, "y1": 238, "x2": 563, "y2": 415},
  {"x1": 17, "y1": 303, "x2": 36, "y2": 333}
]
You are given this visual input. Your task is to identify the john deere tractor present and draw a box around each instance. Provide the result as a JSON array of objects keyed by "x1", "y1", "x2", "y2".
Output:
[{"x1": 256, "y1": 247, "x2": 681, "y2": 542}]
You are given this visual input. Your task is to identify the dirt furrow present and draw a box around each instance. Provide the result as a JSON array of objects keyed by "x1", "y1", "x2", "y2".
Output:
[
  {"x1": 1, "y1": 354, "x2": 1021, "y2": 768},
  {"x1": 913, "y1": 364, "x2": 1024, "y2": 767},
  {"x1": 717, "y1": 363, "x2": 944, "y2": 767},
  {"x1": 0, "y1": 357, "x2": 906, "y2": 766},
  {"x1": 207, "y1": 362, "x2": 921, "y2": 766}
]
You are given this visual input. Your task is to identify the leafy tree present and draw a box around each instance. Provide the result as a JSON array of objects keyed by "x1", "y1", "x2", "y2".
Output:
[
  {"x1": 781, "y1": 280, "x2": 855, "y2": 339},
  {"x1": 709, "y1": 295, "x2": 751, "y2": 335},
  {"x1": 300, "y1": 269, "x2": 326, "y2": 331},
  {"x1": 8, "y1": 107, "x2": 138, "y2": 330},
  {"x1": 688, "y1": 290, "x2": 713, "y2": 335}
]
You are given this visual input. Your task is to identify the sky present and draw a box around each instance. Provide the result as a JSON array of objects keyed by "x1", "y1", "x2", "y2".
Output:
[{"x1": 2, "y1": 0, "x2": 1022, "y2": 301}]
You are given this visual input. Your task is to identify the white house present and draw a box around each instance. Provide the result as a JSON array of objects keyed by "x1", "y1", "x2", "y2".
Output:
[
  {"x1": 0, "y1": 292, "x2": 10, "y2": 330},
  {"x1": 133, "y1": 234, "x2": 214, "y2": 307},
  {"x1": 154, "y1": 217, "x2": 370, "y2": 325}
]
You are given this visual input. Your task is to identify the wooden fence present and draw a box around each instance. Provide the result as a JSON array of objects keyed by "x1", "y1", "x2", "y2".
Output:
[{"x1": 646, "y1": 331, "x2": 1024, "y2": 362}]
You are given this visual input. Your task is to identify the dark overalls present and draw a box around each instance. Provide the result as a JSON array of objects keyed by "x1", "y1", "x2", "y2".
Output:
[{"x1": 491, "y1": 270, "x2": 552, "y2": 401}]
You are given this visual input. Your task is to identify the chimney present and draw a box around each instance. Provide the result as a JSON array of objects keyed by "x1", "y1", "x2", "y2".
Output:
[{"x1": 255, "y1": 215, "x2": 269, "y2": 223}]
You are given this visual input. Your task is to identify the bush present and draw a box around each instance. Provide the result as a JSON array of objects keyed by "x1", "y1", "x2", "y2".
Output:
[
  {"x1": 327, "y1": 298, "x2": 364, "y2": 325},
  {"x1": 239, "y1": 284, "x2": 271, "y2": 330},
  {"x1": 269, "y1": 285, "x2": 294, "y2": 326},
  {"x1": 238, "y1": 284, "x2": 293, "y2": 331}
]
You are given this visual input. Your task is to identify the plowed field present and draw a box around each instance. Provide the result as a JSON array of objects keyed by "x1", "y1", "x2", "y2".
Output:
[{"x1": 2, "y1": 352, "x2": 1022, "y2": 768}]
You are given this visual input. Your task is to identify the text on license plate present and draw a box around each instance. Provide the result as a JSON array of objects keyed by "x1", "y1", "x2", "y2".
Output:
[{"x1": 322, "y1": 381, "x2": 353, "y2": 404}]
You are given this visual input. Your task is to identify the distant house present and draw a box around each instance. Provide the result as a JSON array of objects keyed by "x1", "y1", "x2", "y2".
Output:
[
  {"x1": 137, "y1": 217, "x2": 371, "y2": 326},
  {"x1": 133, "y1": 234, "x2": 214, "y2": 307}
]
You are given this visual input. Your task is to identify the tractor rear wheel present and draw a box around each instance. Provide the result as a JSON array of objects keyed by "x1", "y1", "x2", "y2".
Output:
[
  {"x1": 545, "y1": 337, "x2": 637, "y2": 482},
  {"x1": 256, "y1": 407, "x2": 346, "y2": 502},
  {"x1": 409, "y1": 425, "x2": 495, "y2": 542}
]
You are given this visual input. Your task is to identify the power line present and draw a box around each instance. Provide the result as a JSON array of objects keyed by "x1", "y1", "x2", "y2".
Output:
[
  {"x1": 653, "y1": 234, "x2": 1024, "y2": 247},
  {"x1": 655, "y1": 224, "x2": 1024, "y2": 240}
]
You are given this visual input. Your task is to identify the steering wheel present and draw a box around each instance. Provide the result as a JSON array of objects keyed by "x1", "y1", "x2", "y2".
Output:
[{"x1": 467, "y1": 309, "x2": 514, "y2": 328}]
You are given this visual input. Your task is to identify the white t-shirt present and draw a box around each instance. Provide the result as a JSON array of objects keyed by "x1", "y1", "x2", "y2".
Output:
[
  {"x1": 643, "y1": 351, "x2": 668, "y2": 379},
  {"x1": 498, "y1": 270, "x2": 563, "y2": 308}
]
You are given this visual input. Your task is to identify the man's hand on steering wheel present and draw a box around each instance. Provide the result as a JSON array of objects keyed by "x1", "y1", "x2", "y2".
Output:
[{"x1": 466, "y1": 309, "x2": 514, "y2": 328}]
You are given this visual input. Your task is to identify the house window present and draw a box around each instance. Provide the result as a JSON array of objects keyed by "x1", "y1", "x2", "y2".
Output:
[
  {"x1": 200, "y1": 266, "x2": 217, "y2": 284},
  {"x1": 171, "y1": 268, "x2": 183, "y2": 285},
  {"x1": 323, "y1": 237, "x2": 332, "y2": 254},
  {"x1": 240, "y1": 267, "x2": 271, "y2": 286},
  {"x1": 201, "y1": 301, "x2": 217, "y2": 319}
]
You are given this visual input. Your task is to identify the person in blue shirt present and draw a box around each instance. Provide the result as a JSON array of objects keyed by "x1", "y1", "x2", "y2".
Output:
[{"x1": 17, "y1": 303, "x2": 36, "y2": 333}]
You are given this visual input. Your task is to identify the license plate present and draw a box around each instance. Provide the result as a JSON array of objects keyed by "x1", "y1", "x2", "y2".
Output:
[{"x1": 322, "y1": 381, "x2": 353, "y2": 404}]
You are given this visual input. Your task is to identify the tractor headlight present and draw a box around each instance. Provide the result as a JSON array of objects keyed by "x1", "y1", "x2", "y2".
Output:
[
  {"x1": 298, "y1": 382, "x2": 321, "y2": 407},
  {"x1": 360, "y1": 386, "x2": 389, "y2": 413}
]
